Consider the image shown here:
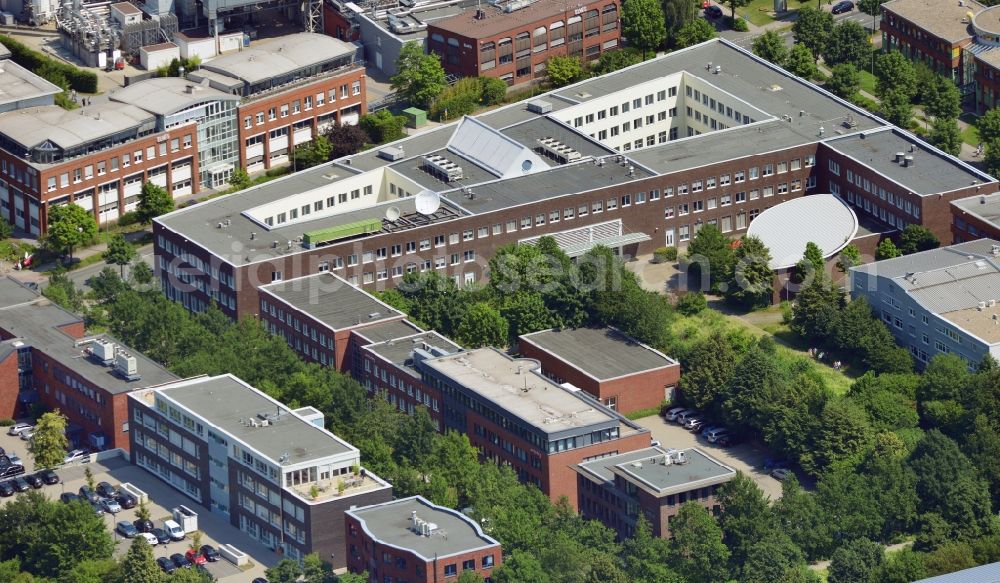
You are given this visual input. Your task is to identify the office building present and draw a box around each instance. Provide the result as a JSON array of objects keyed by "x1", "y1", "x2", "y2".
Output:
[
  {"x1": 128, "y1": 374, "x2": 392, "y2": 567},
  {"x1": 952, "y1": 192, "x2": 1000, "y2": 242},
  {"x1": 345, "y1": 496, "x2": 502, "y2": 582},
  {"x1": 518, "y1": 326, "x2": 679, "y2": 414}
]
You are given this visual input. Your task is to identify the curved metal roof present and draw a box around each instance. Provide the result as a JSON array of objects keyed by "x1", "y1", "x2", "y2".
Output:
[
  {"x1": 109, "y1": 77, "x2": 237, "y2": 117},
  {"x1": 747, "y1": 194, "x2": 858, "y2": 270}
]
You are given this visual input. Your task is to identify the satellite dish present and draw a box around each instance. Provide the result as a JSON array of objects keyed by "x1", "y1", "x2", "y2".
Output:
[
  {"x1": 385, "y1": 206, "x2": 401, "y2": 221},
  {"x1": 414, "y1": 190, "x2": 441, "y2": 215}
]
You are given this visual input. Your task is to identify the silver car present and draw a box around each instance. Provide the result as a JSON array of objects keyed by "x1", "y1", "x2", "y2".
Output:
[{"x1": 101, "y1": 497, "x2": 122, "y2": 514}]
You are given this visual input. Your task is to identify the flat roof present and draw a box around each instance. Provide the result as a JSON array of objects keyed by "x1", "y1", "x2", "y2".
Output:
[
  {"x1": 823, "y1": 128, "x2": 992, "y2": 195},
  {"x1": 952, "y1": 191, "x2": 1000, "y2": 228},
  {"x1": 0, "y1": 277, "x2": 40, "y2": 309},
  {"x1": 111, "y1": 2, "x2": 142, "y2": 14},
  {"x1": 0, "y1": 41, "x2": 11, "y2": 60},
  {"x1": 200, "y1": 33, "x2": 355, "y2": 85},
  {"x1": 347, "y1": 496, "x2": 499, "y2": 560},
  {"x1": 0, "y1": 60, "x2": 62, "y2": 107},
  {"x1": 746, "y1": 194, "x2": 859, "y2": 270},
  {"x1": 364, "y1": 331, "x2": 461, "y2": 378},
  {"x1": 141, "y1": 42, "x2": 178, "y2": 53},
  {"x1": 883, "y1": 0, "x2": 983, "y2": 43},
  {"x1": 519, "y1": 327, "x2": 676, "y2": 381},
  {"x1": 0, "y1": 296, "x2": 177, "y2": 394},
  {"x1": 149, "y1": 375, "x2": 356, "y2": 464},
  {"x1": 0, "y1": 101, "x2": 155, "y2": 152},
  {"x1": 420, "y1": 348, "x2": 620, "y2": 434},
  {"x1": 351, "y1": 319, "x2": 425, "y2": 344},
  {"x1": 577, "y1": 446, "x2": 735, "y2": 496},
  {"x1": 262, "y1": 272, "x2": 404, "y2": 331},
  {"x1": 432, "y1": 0, "x2": 591, "y2": 38},
  {"x1": 913, "y1": 561, "x2": 1000, "y2": 583},
  {"x1": 110, "y1": 77, "x2": 238, "y2": 117}
]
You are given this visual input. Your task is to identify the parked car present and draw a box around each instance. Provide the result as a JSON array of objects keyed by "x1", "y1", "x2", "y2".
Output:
[
  {"x1": 133, "y1": 518, "x2": 154, "y2": 533},
  {"x1": 200, "y1": 545, "x2": 221, "y2": 562},
  {"x1": 251, "y1": 578, "x2": 269, "y2": 583},
  {"x1": 685, "y1": 417, "x2": 706, "y2": 431},
  {"x1": 60, "y1": 492, "x2": 80, "y2": 504},
  {"x1": 7, "y1": 423, "x2": 32, "y2": 436},
  {"x1": 19, "y1": 429, "x2": 33, "y2": 441},
  {"x1": 706, "y1": 428, "x2": 731, "y2": 443},
  {"x1": 163, "y1": 519, "x2": 185, "y2": 541},
  {"x1": 185, "y1": 548, "x2": 207, "y2": 566},
  {"x1": 715, "y1": 433, "x2": 741, "y2": 447},
  {"x1": 96, "y1": 481, "x2": 117, "y2": 498},
  {"x1": 23, "y1": 474, "x2": 42, "y2": 489},
  {"x1": 116, "y1": 521, "x2": 138, "y2": 538},
  {"x1": 0, "y1": 481, "x2": 14, "y2": 497},
  {"x1": 831, "y1": 0, "x2": 854, "y2": 14},
  {"x1": 170, "y1": 553, "x2": 192, "y2": 569},
  {"x1": 699, "y1": 425, "x2": 724, "y2": 438},
  {"x1": 101, "y1": 497, "x2": 122, "y2": 514},
  {"x1": 704, "y1": 4, "x2": 723, "y2": 18},
  {"x1": 151, "y1": 527, "x2": 171, "y2": 544},
  {"x1": 770, "y1": 468, "x2": 792, "y2": 481},
  {"x1": 156, "y1": 557, "x2": 176, "y2": 575},
  {"x1": 6, "y1": 453, "x2": 21, "y2": 466},
  {"x1": 11, "y1": 477, "x2": 29, "y2": 492},
  {"x1": 117, "y1": 492, "x2": 137, "y2": 509},
  {"x1": 663, "y1": 406, "x2": 687, "y2": 421},
  {"x1": 0, "y1": 464, "x2": 24, "y2": 479},
  {"x1": 79, "y1": 485, "x2": 100, "y2": 505},
  {"x1": 675, "y1": 409, "x2": 700, "y2": 425},
  {"x1": 63, "y1": 449, "x2": 88, "y2": 464},
  {"x1": 37, "y1": 469, "x2": 59, "y2": 485},
  {"x1": 139, "y1": 532, "x2": 159, "y2": 546},
  {"x1": 89, "y1": 502, "x2": 105, "y2": 517}
]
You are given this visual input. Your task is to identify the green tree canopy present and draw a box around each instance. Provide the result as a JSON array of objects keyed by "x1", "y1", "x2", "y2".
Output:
[
  {"x1": 663, "y1": 0, "x2": 698, "y2": 45},
  {"x1": 28, "y1": 410, "x2": 69, "y2": 469},
  {"x1": 455, "y1": 302, "x2": 508, "y2": 348},
  {"x1": 728, "y1": 235, "x2": 774, "y2": 307},
  {"x1": 792, "y1": 7, "x2": 834, "y2": 59},
  {"x1": 828, "y1": 538, "x2": 886, "y2": 583},
  {"x1": 752, "y1": 30, "x2": 788, "y2": 66},
  {"x1": 823, "y1": 21, "x2": 871, "y2": 68},
  {"x1": 723, "y1": 0, "x2": 750, "y2": 20},
  {"x1": 103, "y1": 233, "x2": 136, "y2": 277},
  {"x1": 360, "y1": 110, "x2": 406, "y2": 144},
  {"x1": 786, "y1": 43, "x2": 819, "y2": 79},
  {"x1": 327, "y1": 121, "x2": 369, "y2": 159},
  {"x1": 136, "y1": 182, "x2": 174, "y2": 224},
  {"x1": 978, "y1": 108, "x2": 1000, "y2": 144},
  {"x1": 390, "y1": 43, "x2": 447, "y2": 108},
  {"x1": 266, "y1": 559, "x2": 303, "y2": 583},
  {"x1": 875, "y1": 51, "x2": 917, "y2": 101},
  {"x1": 875, "y1": 238, "x2": 901, "y2": 260},
  {"x1": 46, "y1": 203, "x2": 97, "y2": 259},
  {"x1": 898, "y1": 224, "x2": 940, "y2": 255},
  {"x1": 546, "y1": 55, "x2": 587, "y2": 87},
  {"x1": 293, "y1": 134, "x2": 333, "y2": 169},
  {"x1": 593, "y1": 49, "x2": 642, "y2": 75},
  {"x1": 668, "y1": 503, "x2": 730, "y2": 583},
  {"x1": 228, "y1": 167, "x2": 252, "y2": 191},
  {"x1": 117, "y1": 536, "x2": 165, "y2": 583},
  {"x1": 674, "y1": 19, "x2": 717, "y2": 48},
  {"x1": 985, "y1": 139, "x2": 1000, "y2": 179},
  {"x1": 621, "y1": 0, "x2": 666, "y2": 58},
  {"x1": 685, "y1": 224, "x2": 734, "y2": 293},
  {"x1": 0, "y1": 215, "x2": 12, "y2": 239},
  {"x1": 930, "y1": 116, "x2": 962, "y2": 155},
  {"x1": 826, "y1": 63, "x2": 861, "y2": 99},
  {"x1": 923, "y1": 74, "x2": 961, "y2": 120},
  {"x1": 881, "y1": 88, "x2": 914, "y2": 127},
  {"x1": 836, "y1": 244, "x2": 862, "y2": 273}
]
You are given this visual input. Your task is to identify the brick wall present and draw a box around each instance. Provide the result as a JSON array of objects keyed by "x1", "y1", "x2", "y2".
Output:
[{"x1": 0, "y1": 350, "x2": 19, "y2": 420}]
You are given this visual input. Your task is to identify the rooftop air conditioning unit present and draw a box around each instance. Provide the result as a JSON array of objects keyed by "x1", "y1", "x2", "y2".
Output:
[
  {"x1": 378, "y1": 146, "x2": 405, "y2": 161},
  {"x1": 90, "y1": 339, "x2": 116, "y2": 364},
  {"x1": 527, "y1": 99, "x2": 552, "y2": 114},
  {"x1": 115, "y1": 350, "x2": 140, "y2": 381}
]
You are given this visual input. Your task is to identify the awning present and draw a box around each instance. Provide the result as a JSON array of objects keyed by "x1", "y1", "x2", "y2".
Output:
[{"x1": 562, "y1": 232, "x2": 651, "y2": 257}]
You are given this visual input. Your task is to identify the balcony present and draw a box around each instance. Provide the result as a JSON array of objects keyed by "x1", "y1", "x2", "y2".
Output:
[{"x1": 287, "y1": 470, "x2": 386, "y2": 504}]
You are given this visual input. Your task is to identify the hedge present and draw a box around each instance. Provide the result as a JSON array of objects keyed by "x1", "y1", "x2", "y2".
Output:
[{"x1": 0, "y1": 34, "x2": 98, "y2": 93}]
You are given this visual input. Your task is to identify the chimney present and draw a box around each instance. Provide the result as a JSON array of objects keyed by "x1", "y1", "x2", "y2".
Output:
[
  {"x1": 895, "y1": 152, "x2": 905, "y2": 164},
  {"x1": 904, "y1": 155, "x2": 914, "y2": 167}
]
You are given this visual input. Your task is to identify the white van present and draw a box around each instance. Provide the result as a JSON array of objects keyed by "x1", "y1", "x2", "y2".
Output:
[{"x1": 163, "y1": 519, "x2": 185, "y2": 542}]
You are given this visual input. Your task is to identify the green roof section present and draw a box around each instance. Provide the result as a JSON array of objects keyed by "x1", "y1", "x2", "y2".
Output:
[{"x1": 303, "y1": 218, "x2": 382, "y2": 248}]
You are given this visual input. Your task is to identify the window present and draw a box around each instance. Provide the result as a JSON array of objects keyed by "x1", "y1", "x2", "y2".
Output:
[{"x1": 444, "y1": 564, "x2": 457, "y2": 577}]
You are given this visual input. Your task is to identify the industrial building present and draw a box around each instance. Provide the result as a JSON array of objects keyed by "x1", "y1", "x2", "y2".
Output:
[
  {"x1": 128, "y1": 374, "x2": 393, "y2": 567},
  {"x1": 152, "y1": 39, "x2": 994, "y2": 322}
]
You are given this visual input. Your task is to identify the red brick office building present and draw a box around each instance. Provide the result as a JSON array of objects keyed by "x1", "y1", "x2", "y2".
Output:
[
  {"x1": 427, "y1": 0, "x2": 621, "y2": 84},
  {"x1": 346, "y1": 496, "x2": 502, "y2": 583},
  {"x1": 519, "y1": 326, "x2": 680, "y2": 414}
]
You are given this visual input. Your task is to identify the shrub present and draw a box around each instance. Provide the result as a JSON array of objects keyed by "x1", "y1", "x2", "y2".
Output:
[
  {"x1": 429, "y1": 78, "x2": 482, "y2": 121},
  {"x1": 479, "y1": 77, "x2": 507, "y2": 105},
  {"x1": 653, "y1": 246, "x2": 678, "y2": 263},
  {"x1": 676, "y1": 291, "x2": 708, "y2": 315},
  {"x1": 116, "y1": 211, "x2": 139, "y2": 227},
  {"x1": 780, "y1": 300, "x2": 793, "y2": 324},
  {"x1": 730, "y1": 17, "x2": 748, "y2": 32},
  {"x1": 0, "y1": 419, "x2": 13, "y2": 427}
]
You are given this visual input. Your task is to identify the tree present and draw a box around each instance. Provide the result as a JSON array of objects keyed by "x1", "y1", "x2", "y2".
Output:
[
  {"x1": 828, "y1": 538, "x2": 886, "y2": 583},
  {"x1": 663, "y1": 0, "x2": 698, "y2": 45},
  {"x1": 360, "y1": 110, "x2": 406, "y2": 144},
  {"x1": 752, "y1": 31, "x2": 788, "y2": 66},
  {"x1": 455, "y1": 302, "x2": 508, "y2": 348},
  {"x1": 135, "y1": 500, "x2": 151, "y2": 523},
  {"x1": 791, "y1": 277, "x2": 842, "y2": 342},
  {"x1": 930, "y1": 117, "x2": 962, "y2": 155},
  {"x1": 680, "y1": 332, "x2": 739, "y2": 415},
  {"x1": 46, "y1": 203, "x2": 97, "y2": 260},
  {"x1": 28, "y1": 410, "x2": 68, "y2": 470},
  {"x1": 837, "y1": 244, "x2": 862, "y2": 273},
  {"x1": 858, "y1": 0, "x2": 881, "y2": 34},
  {"x1": 898, "y1": 224, "x2": 940, "y2": 255},
  {"x1": 60, "y1": 559, "x2": 119, "y2": 583},
  {"x1": 881, "y1": 88, "x2": 914, "y2": 127},
  {"x1": 674, "y1": 19, "x2": 716, "y2": 49},
  {"x1": 337, "y1": 573, "x2": 370, "y2": 583},
  {"x1": 0, "y1": 215, "x2": 12, "y2": 239},
  {"x1": 495, "y1": 550, "x2": 551, "y2": 583},
  {"x1": 103, "y1": 234, "x2": 136, "y2": 278},
  {"x1": 457, "y1": 571, "x2": 484, "y2": 583},
  {"x1": 675, "y1": 291, "x2": 707, "y2": 315},
  {"x1": 978, "y1": 108, "x2": 1000, "y2": 144},
  {"x1": 621, "y1": 0, "x2": 666, "y2": 58},
  {"x1": 786, "y1": 43, "x2": 818, "y2": 79},
  {"x1": 723, "y1": 0, "x2": 750, "y2": 20},
  {"x1": 621, "y1": 516, "x2": 681, "y2": 583},
  {"x1": 985, "y1": 139, "x2": 1000, "y2": 179},
  {"x1": 879, "y1": 549, "x2": 928, "y2": 583},
  {"x1": 793, "y1": 7, "x2": 834, "y2": 60},
  {"x1": 327, "y1": 121, "x2": 369, "y2": 159},
  {"x1": 390, "y1": 43, "x2": 447, "y2": 108},
  {"x1": 824, "y1": 21, "x2": 871, "y2": 68},
  {"x1": 293, "y1": 134, "x2": 333, "y2": 169},
  {"x1": 131, "y1": 261, "x2": 153, "y2": 286},
  {"x1": 228, "y1": 167, "x2": 252, "y2": 191},
  {"x1": 716, "y1": 472, "x2": 777, "y2": 576},
  {"x1": 728, "y1": 235, "x2": 774, "y2": 307},
  {"x1": 593, "y1": 49, "x2": 642, "y2": 75},
  {"x1": 668, "y1": 503, "x2": 730, "y2": 583},
  {"x1": 301, "y1": 553, "x2": 329, "y2": 583},
  {"x1": 875, "y1": 238, "x2": 901, "y2": 260},
  {"x1": 546, "y1": 55, "x2": 587, "y2": 87},
  {"x1": 774, "y1": 476, "x2": 830, "y2": 561},
  {"x1": 909, "y1": 430, "x2": 993, "y2": 539},
  {"x1": 117, "y1": 536, "x2": 165, "y2": 583},
  {"x1": 685, "y1": 224, "x2": 734, "y2": 293},
  {"x1": 874, "y1": 51, "x2": 917, "y2": 101},
  {"x1": 923, "y1": 75, "x2": 961, "y2": 121},
  {"x1": 826, "y1": 63, "x2": 861, "y2": 99},
  {"x1": 136, "y1": 182, "x2": 173, "y2": 224},
  {"x1": 265, "y1": 559, "x2": 303, "y2": 583}
]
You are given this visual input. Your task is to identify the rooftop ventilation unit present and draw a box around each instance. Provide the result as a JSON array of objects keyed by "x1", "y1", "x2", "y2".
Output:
[
  {"x1": 423, "y1": 154, "x2": 464, "y2": 181},
  {"x1": 378, "y1": 146, "x2": 405, "y2": 161},
  {"x1": 904, "y1": 155, "x2": 914, "y2": 167},
  {"x1": 527, "y1": 99, "x2": 552, "y2": 114},
  {"x1": 993, "y1": 244, "x2": 1000, "y2": 256},
  {"x1": 114, "y1": 350, "x2": 140, "y2": 381},
  {"x1": 536, "y1": 137, "x2": 582, "y2": 163},
  {"x1": 89, "y1": 339, "x2": 116, "y2": 365}
]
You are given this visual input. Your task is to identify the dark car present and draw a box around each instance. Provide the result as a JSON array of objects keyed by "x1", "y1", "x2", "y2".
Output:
[
  {"x1": 200, "y1": 545, "x2": 221, "y2": 562},
  {"x1": 0, "y1": 464, "x2": 24, "y2": 479},
  {"x1": 251, "y1": 579, "x2": 269, "y2": 583},
  {"x1": 0, "y1": 481, "x2": 14, "y2": 497},
  {"x1": 133, "y1": 518, "x2": 154, "y2": 533},
  {"x1": 151, "y1": 527, "x2": 171, "y2": 545},
  {"x1": 156, "y1": 557, "x2": 176, "y2": 575},
  {"x1": 37, "y1": 469, "x2": 59, "y2": 485},
  {"x1": 78, "y1": 485, "x2": 100, "y2": 505},
  {"x1": 704, "y1": 5, "x2": 722, "y2": 18},
  {"x1": 59, "y1": 492, "x2": 80, "y2": 504},
  {"x1": 170, "y1": 553, "x2": 192, "y2": 569},
  {"x1": 23, "y1": 474, "x2": 42, "y2": 489},
  {"x1": 116, "y1": 521, "x2": 138, "y2": 538},
  {"x1": 831, "y1": 0, "x2": 854, "y2": 13},
  {"x1": 89, "y1": 502, "x2": 105, "y2": 517},
  {"x1": 117, "y1": 492, "x2": 137, "y2": 509},
  {"x1": 715, "y1": 433, "x2": 742, "y2": 447},
  {"x1": 96, "y1": 481, "x2": 116, "y2": 498},
  {"x1": 11, "y1": 477, "x2": 29, "y2": 492}
]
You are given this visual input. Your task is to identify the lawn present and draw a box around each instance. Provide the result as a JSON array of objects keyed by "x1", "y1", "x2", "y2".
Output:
[
  {"x1": 858, "y1": 70, "x2": 877, "y2": 96},
  {"x1": 739, "y1": 0, "x2": 815, "y2": 27},
  {"x1": 960, "y1": 113, "x2": 981, "y2": 147}
]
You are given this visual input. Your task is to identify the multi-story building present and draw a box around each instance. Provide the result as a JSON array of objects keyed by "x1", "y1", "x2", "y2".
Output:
[
  {"x1": 0, "y1": 277, "x2": 177, "y2": 450},
  {"x1": 425, "y1": 0, "x2": 620, "y2": 84},
  {"x1": 0, "y1": 60, "x2": 62, "y2": 113},
  {"x1": 575, "y1": 446, "x2": 735, "y2": 539},
  {"x1": 153, "y1": 39, "x2": 995, "y2": 321},
  {"x1": 127, "y1": 374, "x2": 392, "y2": 567},
  {"x1": 345, "y1": 496, "x2": 502, "y2": 583},
  {"x1": 518, "y1": 326, "x2": 679, "y2": 414},
  {"x1": 417, "y1": 347, "x2": 652, "y2": 507},
  {"x1": 850, "y1": 238, "x2": 1000, "y2": 368},
  {"x1": 187, "y1": 33, "x2": 366, "y2": 174},
  {"x1": 951, "y1": 192, "x2": 1000, "y2": 242}
]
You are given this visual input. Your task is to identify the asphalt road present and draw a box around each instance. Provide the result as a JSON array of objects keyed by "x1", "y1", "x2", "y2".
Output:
[{"x1": 66, "y1": 245, "x2": 155, "y2": 290}]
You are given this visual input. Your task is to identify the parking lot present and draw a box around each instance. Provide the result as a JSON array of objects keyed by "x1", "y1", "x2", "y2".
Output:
[
  {"x1": 634, "y1": 414, "x2": 806, "y2": 501},
  {"x1": 0, "y1": 429, "x2": 276, "y2": 581}
]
